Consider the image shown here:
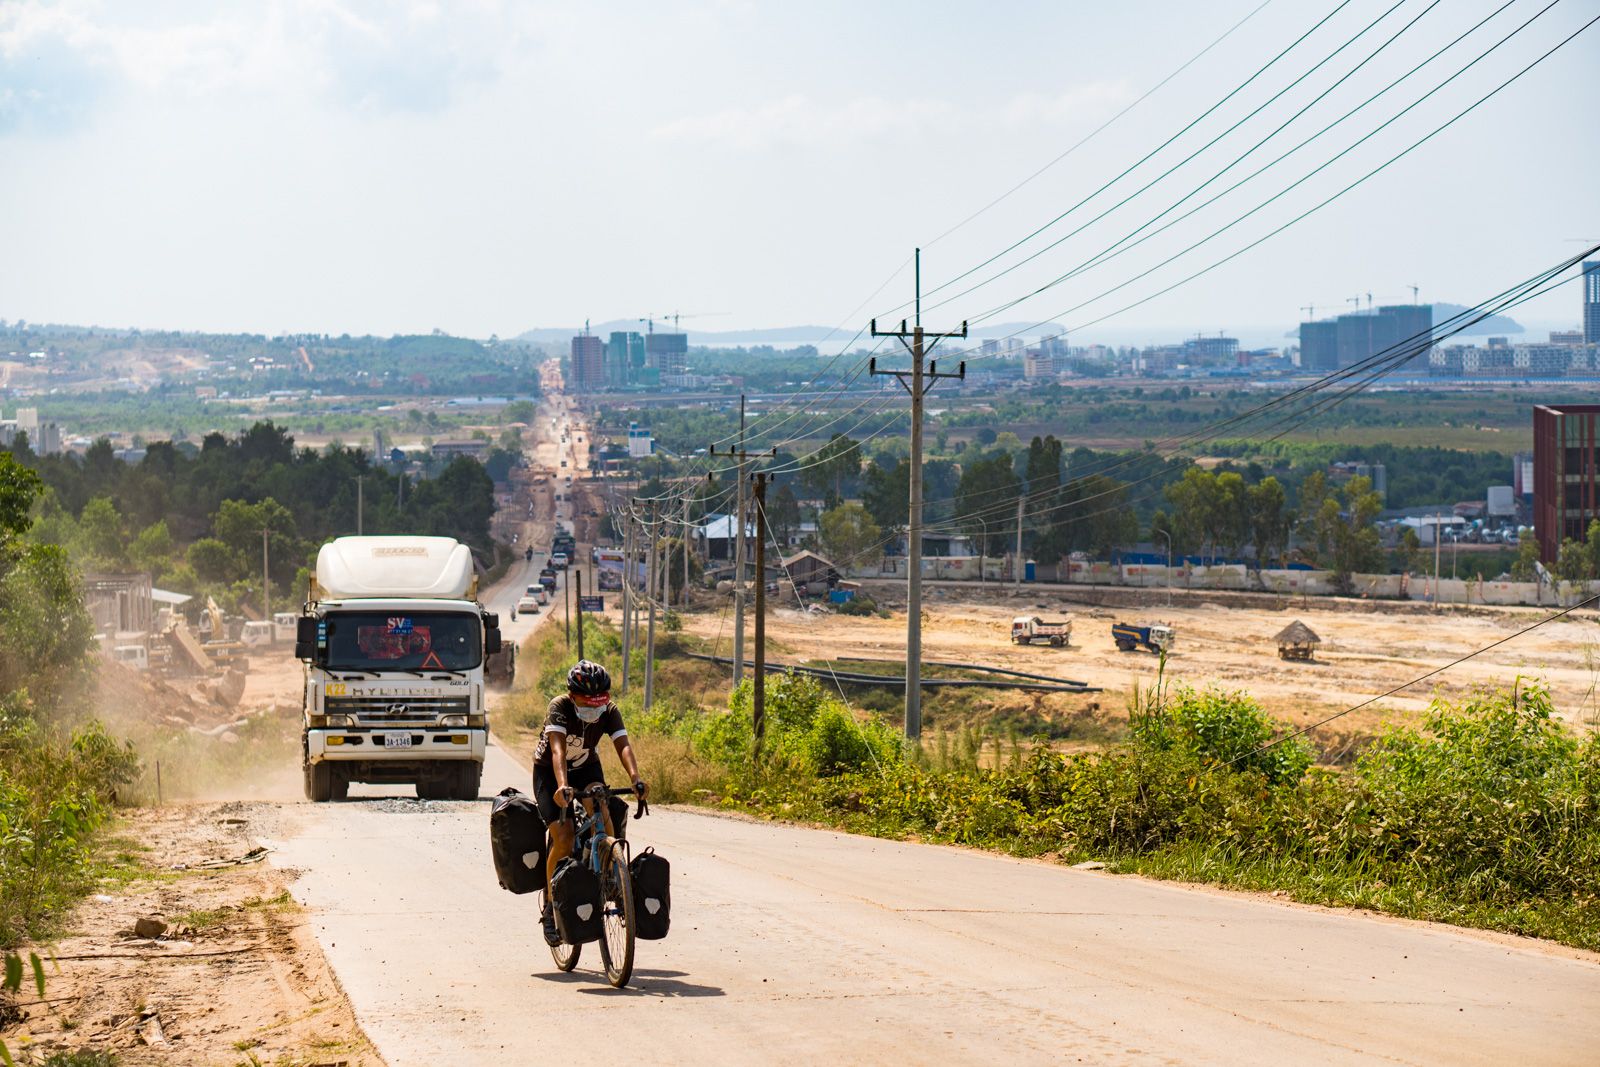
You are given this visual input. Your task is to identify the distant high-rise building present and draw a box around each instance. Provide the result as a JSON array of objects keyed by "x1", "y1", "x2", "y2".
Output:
[
  {"x1": 1298, "y1": 305, "x2": 1432, "y2": 373},
  {"x1": 1182, "y1": 335, "x2": 1238, "y2": 364},
  {"x1": 1533, "y1": 403, "x2": 1600, "y2": 562},
  {"x1": 570, "y1": 333, "x2": 605, "y2": 391},
  {"x1": 1299, "y1": 321, "x2": 1338, "y2": 371},
  {"x1": 1584, "y1": 261, "x2": 1600, "y2": 345},
  {"x1": 607, "y1": 332, "x2": 644, "y2": 387},
  {"x1": 645, "y1": 332, "x2": 688, "y2": 375}
]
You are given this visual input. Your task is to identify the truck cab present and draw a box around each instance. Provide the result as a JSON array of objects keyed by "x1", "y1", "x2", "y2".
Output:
[{"x1": 296, "y1": 536, "x2": 500, "y2": 802}]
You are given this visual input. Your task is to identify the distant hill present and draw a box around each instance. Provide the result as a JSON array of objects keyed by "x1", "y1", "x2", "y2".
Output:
[{"x1": 514, "y1": 319, "x2": 1071, "y2": 347}]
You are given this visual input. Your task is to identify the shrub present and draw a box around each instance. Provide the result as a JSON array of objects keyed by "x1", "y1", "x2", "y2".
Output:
[{"x1": 1131, "y1": 685, "x2": 1312, "y2": 784}]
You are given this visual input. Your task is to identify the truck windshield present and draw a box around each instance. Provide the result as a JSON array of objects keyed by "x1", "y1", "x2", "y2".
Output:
[{"x1": 322, "y1": 612, "x2": 481, "y2": 671}]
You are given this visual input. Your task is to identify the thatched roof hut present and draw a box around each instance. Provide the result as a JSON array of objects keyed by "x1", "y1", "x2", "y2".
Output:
[{"x1": 1274, "y1": 620, "x2": 1322, "y2": 660}]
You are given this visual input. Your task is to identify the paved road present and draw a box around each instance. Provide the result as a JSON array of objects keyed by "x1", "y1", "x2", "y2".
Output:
[{"x1": 267, "y1": 740, "x2": 1600, "y2": 1066}]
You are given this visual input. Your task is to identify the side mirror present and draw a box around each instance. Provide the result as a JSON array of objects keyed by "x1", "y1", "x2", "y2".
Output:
[
  {"x1": 295, "y1": 616, "x2": 319, "y2": 662},
  {"x1": 485, "y1": 629, "x2": 503, "y2": 655},
  {"x1": 483, "y1": 612, "x2": 500, "y2": 631}
]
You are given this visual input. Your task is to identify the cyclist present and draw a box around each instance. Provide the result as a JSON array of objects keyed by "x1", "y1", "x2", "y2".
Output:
[{"x1": 534, "y1": 659, "x2": 648, "y2": 946}]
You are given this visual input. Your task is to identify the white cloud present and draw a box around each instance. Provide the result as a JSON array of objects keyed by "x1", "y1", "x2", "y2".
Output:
[
  {"x1": 0, "y1": 0, "x2": 544, "y2": 132},
  {"x1": 649, "y1": 81, "x2": 1132, "y2": 148}
]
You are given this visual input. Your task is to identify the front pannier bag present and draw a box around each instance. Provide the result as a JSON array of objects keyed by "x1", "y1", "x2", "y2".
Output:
[
  {"x1": 489, "y1": 787, "x2": 545, "y2": 894},
  {"x1": 630, "y1": 847, "x2": 671, "y2": 940},
  {"x1": 549, "y1": 858, "x2": 604, "y2": 943}
]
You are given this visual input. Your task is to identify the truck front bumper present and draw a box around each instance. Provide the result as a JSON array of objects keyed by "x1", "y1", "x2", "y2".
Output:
[{"x1": 306, "y1": 728, "x2": 487, "y2": 764}]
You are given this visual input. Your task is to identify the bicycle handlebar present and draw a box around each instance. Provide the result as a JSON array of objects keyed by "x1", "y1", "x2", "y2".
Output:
[{"x1": 570, "y1": 781, "x2": 649, "y2": 820}]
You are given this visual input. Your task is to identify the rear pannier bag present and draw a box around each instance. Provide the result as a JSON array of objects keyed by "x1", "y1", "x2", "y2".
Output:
[
  {"x1": 489, "y1": 787, "x2": 546, "y2": 894},
  {"x1": 630, "y1": 847, "x2": 671, "y2": 940},
  {"x1": 550, "y1": 857, "x2": 604, "y2": 944}
]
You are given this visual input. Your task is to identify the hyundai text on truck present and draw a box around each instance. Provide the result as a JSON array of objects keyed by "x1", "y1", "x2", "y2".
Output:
[{"x1": 295, "y1": 535, "x2": 503, "y2": 802}]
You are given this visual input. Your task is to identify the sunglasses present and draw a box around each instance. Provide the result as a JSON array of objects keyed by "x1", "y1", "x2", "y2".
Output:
[{"x1": 573, "y1": 693, "x2": 610, "y2": 707}]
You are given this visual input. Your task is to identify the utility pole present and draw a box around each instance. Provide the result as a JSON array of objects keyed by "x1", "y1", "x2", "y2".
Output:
[
  {"x1": 1014, "y1": 495, "x2": 1025, "y2": 592},
  {"x1": 574, "y1": 568, "x2": 584, "y2": 660},
  {"x1": 621, "y1": 510, "x2": 633, "y2": 692},
  {"x1": 869, "y1": 248, "x2": 967, "y2": 743},
  {"x1": 644, "y1": 500, "x2": 658, "y2": 712},
  {"x1": 681, "y1": 494, "x2": 691, "y2": 606},
  {"x1": 261, "y1": 527, "x2": 270, "y2": 623},
  {"x1": 564, "y1": 562, "x2": 571, "y2": 646},
  {"x1": 732, "y1": 396, "x2": 748, "y2": 683},
  {"x1": 1440, "y1": 515, "x2": 1452, "y2": 607},
  {"x1": 709, "y1": 438, "x2": 776, "y2": 687},
  {"x1": 751, "y1": 471, "x2": 770, "y2": 754},
  {"x1": 356, "y1": 475, "x2": 364, "y2": 536}
]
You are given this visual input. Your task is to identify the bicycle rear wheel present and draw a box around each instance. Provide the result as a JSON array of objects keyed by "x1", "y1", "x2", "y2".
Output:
[
  {"x1": 545, "y1": 891, "x2": 581, "y2": 972},
  {"x1": 596, "y1": 840, "x2": 635, "y2": 988}
]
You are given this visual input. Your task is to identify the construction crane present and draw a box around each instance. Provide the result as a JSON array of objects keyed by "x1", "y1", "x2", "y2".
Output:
[{"x1": 639, "y1": 312, "x2": 728, "y2": 335}]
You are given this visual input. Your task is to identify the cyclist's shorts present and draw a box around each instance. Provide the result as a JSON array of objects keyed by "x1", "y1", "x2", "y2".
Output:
[{"x1": 533, "y1": 759, "x2": 607, "y2": 824}]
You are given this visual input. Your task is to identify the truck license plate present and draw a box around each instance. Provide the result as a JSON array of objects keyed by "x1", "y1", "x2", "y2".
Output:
[{"x1": 384, "y1": 733, "x2": 413, "y2": 748}]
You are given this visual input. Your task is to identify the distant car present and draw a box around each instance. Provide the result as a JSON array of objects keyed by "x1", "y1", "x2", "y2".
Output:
[
  {"x1": 526, "y1": 585, "x2": 540, "y2": 596},
  {"x1": 240, "y1": 620, "x2": 274, "y2": 648},
  {"x1": 551, "y1": 552, "x2": 569, "y2": 569},
  {"x1": 534, "y1": 588, "x2": 549, "y2": 605},
  {"x1": 516, "y1": 596, "x2": 541, "y2": 615}
]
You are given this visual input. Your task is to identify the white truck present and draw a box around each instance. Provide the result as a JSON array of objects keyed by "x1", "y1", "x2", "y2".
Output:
[
  {"x1": 1011, "y1": 614, "x2": 1072, "y2": 647},
  {"x1": 295, "y1": 535, "x2": 502, "y2": 802}
]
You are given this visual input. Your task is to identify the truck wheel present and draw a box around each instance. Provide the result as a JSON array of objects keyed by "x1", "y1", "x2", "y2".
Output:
[
  {"x1": 453, "y1": 762, "x2": 482, "y2": 801},
  {"x1": 416, "y1": 778, "x2": 449, "y2": 800},
  {"x1": 330, "y1": 770, "x2": 349, "y2": 801},
  {"x1": 1050, "y1": 636, "x2": 1063, "y2": 647},
  {"x1": 1116, "y1": 641, "x2": 1135, "y2": 652},
  {"x1": 304, "y1": 760, "x2": 333, "y2": 802}
]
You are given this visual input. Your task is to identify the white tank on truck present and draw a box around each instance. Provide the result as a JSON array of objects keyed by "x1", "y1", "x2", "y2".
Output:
[{"x1": 295, "y1": 536, "x2": 502, "y2": 802}]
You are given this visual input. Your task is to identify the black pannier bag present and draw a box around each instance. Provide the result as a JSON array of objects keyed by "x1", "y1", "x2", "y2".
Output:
[
  {"x1": 549, "y1": 857, "x2": 604, "y2": 944},
  {"x1": 608, "y1": 794, "x2": 629, "y2": 840},
  {"x1": 630, "y1": 847, "x2": 671, "y2": 940},
  {"x1": 489, "y1": 787, "x2": 546, "y2": 894}
]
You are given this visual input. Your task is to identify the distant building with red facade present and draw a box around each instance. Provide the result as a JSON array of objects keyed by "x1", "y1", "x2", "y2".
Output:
[
  {"x1": 1533, "y1": 403, "x2": 1600, "y2": 562},
  {"x1": 570, "y1": 333, "x2": 605, "y2": 391}
]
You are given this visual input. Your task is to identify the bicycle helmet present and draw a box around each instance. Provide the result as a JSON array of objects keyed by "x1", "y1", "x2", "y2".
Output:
[{"x1": 567, "y1": 660, "x2": 612, "y2": 721}]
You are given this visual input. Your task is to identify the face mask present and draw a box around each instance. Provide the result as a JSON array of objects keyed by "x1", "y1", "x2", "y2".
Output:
[{"x1": 574, "y1": 700, "x2": 606, "y2": 724}]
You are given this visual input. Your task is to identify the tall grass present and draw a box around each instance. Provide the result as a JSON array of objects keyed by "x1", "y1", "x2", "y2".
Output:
[{"x1": 0, "y1": 703, "x2": 138, "y2": 948}]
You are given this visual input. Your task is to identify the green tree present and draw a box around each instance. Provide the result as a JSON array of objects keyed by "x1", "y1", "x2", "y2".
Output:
[
  {"x1": 954, "y1": 454, "x2": 1019, "y2": 555},
  {"x1": 1323, "y1": 476, "x2": 1385, "y2": 589},
  {"x1": 1397, "y1": 525, "x2": 1424, "y2": 575},
  {"x1": 129, "y1": 520, "x2": 175, "y2": 573},
  {"x1": 769, "y1": 483, "x2": 801, "y2": 546},
  {"x1": 187, "y1": 538, "x2": 238, "y2": 583},
  {"x1": 78, "y1": 496, "x2": 126, "y2": 566},
  {"x1": 1247, "y1": 476, "x2": 1292, "y2": 565},
  {"x1": 1510, "y1": 530, "x2": 1541, "y2": 582},
  {"x1": 862, "y1": 460, "x2": 910, "y2": 530},
  {"x1": 819, "y1": 503, "x2": 882, "y2": 572},
  {"x1": 800, "y1": 434, "x2": 861, "y2": 505}
]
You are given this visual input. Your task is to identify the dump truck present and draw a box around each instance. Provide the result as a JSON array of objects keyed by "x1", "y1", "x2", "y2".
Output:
[
  {"x1": 1011, "y1": 615, "x2": 1072, "y2": 647},
  {"x1": 295, "y1": 536, "x2": 501, "y2": 802},
  {"x1": 1112, "y1": 621, "x2": 1175, "y2": 654}
]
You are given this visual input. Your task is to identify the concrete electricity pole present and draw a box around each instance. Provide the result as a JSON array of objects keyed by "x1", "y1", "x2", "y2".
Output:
[
  {"x1": 732, "y1": 396, "x2": 747, "y2": 684},
  {"x1": 262, "y1": 527, "x2": 270, "y2": 623},
  {"x1": 621, "y1": 510, "x2": 633, "y2": 692},
  {"x1": 356, "y1": 476, "x2": 364, "y2": 536},
  {"x1": 709, "y1": 439, "x2": 776, "y2": 699},
  {"x1": 644, "y1": 500, "x2": 658, "y2": 712},
  {"x1": 751, "y1": 471, "x2": 771, "y2": 754},
  {"x1": 869, "y1": 248, "x2": 967, "y2": 742}
]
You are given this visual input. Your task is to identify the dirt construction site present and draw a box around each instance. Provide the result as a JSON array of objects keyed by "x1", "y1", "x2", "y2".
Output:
[{"x1": 677, "y1": 581, "x2": 1600, "y2": 744}]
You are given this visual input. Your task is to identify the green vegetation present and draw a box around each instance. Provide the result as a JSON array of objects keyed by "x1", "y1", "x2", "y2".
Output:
[
  {"x1": 0, "y1": 455, "x2": 137, "y2": 951},
  {"x1": 13, "y1": 421, "x2": 495, "y2": 614}
]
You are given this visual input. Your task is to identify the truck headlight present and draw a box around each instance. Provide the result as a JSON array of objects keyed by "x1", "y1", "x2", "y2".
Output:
[
  {"x1": 325, "y1": 713, "x2": 353, "y2": 727},
  {"x1": 440, "y1": 714, "x2": 468, "y2": 727}
]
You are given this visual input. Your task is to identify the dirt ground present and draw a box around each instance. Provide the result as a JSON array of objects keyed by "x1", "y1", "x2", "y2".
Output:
[
  {"x1": 678, "y1": 582, "x2": 1600, "y2": 742},
  {"x1": 4, "y1": 803, "x2": 379, "y2": 1067}
]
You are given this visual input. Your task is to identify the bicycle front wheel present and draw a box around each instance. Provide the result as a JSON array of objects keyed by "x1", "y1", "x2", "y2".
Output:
[
  {"x1": 596, "y1": 840, "x2": 635, "y2": 988},
  {"x1": 545, "y1": 891, "x2": 581, "y2": 972}
]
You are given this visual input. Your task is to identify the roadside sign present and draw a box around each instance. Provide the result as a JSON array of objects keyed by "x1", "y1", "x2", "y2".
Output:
[{"x1": 579, "y1": 596, "x2": 605, "y2": 612}]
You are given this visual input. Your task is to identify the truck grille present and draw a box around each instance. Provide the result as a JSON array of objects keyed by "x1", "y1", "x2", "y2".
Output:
[{"x1": 326, "y1": 696, "x2": 470, "y2": 727}]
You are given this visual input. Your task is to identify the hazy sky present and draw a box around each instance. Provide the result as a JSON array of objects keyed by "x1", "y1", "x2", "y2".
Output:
[{"x1": 2, "y1": 0, "x2": 1595, "y2": 346}]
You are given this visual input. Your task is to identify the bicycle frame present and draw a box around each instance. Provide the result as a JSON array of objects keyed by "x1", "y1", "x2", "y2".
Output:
[{"x1": 564, "y1": 784, "x2": 646, "y2": 878}]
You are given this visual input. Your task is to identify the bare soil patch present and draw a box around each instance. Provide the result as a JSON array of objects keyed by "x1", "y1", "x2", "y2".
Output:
[{"x1": 3, "y1": 803, "x2": 381, "y2": 1066}]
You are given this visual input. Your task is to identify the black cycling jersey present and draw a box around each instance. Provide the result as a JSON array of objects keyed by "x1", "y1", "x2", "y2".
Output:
[{"x1": 532, "y1": 694, "x2": 626, "y2": 771}]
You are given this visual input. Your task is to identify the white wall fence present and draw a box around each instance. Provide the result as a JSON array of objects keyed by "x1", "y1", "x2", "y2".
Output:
[{"x1": 853, "y1": 555, "x2": 1594, "y2": 608}]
